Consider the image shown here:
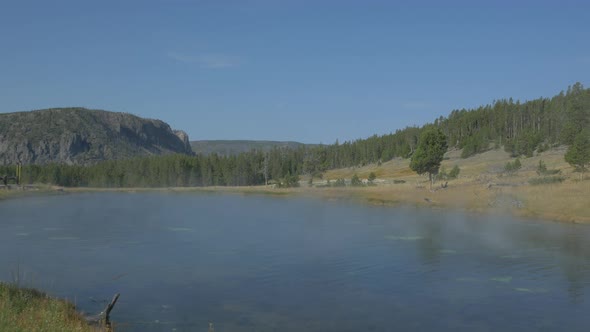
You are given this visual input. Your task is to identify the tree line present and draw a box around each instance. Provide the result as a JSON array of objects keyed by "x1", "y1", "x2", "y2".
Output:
[{"x1": 1, "y1": 83, "x2": 588, "y2": 188}]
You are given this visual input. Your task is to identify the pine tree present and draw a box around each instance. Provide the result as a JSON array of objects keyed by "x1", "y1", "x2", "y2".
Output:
[
  {"x1": 565, "y1": 131, "x2": 590, "y2": 179},
  {"x1": 410, "y1": 127, "x2": 448, "y2": 189}
]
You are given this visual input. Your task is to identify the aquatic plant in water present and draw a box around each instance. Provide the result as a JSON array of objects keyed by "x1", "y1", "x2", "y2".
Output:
[{"x1": 384, "y1": 235, "x2": 424, "y2": 241}]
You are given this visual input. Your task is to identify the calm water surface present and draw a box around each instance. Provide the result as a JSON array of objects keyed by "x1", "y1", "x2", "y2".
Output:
[{"x1": 1, "y1": 192, "x2": 589, "y2": 331}]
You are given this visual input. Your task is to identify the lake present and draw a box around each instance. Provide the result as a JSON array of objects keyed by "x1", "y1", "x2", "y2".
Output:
[{"x1": 1, "y1": 192, "x2": 589, "y2": 331}]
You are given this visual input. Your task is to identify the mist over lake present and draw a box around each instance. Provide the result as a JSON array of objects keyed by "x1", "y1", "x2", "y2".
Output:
[{"x1": 1, "y1": 192, "x2": 589, "y2": 331}]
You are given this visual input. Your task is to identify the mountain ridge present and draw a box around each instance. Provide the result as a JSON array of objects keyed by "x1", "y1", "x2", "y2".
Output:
[{"x1": 0, "y1": 107, "x2": 193, "y2": 165}]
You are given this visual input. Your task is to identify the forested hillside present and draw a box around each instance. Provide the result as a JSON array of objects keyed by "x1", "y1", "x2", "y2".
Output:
[
  {"x1": 304, "y1": 82, "x2": 590, "y2": 170},
  {"x1": 1, "y1": 83, "x2": 588, "y2": 187},
  {"x1": 190, "y1": 140, "x2": 311, "y2": 156}
]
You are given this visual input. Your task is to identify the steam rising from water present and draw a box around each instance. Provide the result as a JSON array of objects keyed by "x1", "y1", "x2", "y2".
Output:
[{"x1": 0, "y1": 193, "x2": 589, "y2": 331}]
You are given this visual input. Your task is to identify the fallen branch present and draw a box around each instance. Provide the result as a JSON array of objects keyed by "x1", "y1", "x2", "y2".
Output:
[
  {"x1": 85, "y1": 293, "x2": 120, "y2": 331},
  {"x1": 103, "y1": 293, "x2": 120, "y2": 328}
]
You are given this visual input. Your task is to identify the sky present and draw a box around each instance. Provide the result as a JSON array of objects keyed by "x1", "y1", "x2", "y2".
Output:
[{"x1": 1, "y1": 0, "x2": 589, "y2": 144}]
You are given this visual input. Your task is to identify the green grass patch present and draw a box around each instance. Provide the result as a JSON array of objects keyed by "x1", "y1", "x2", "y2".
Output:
[{"x1": 0, "y1": 282, "x2": 95, "y2": 332}]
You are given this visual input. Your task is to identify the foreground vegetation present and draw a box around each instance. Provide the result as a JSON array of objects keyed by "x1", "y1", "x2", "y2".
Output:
[{"x1": 0, "y1": 282, "x2": 95, "y2": 332}]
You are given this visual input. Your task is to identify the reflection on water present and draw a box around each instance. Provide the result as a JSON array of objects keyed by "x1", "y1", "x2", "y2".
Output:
[{"x1": 1, "y1": 192, "x2": 590, "y2": 331}]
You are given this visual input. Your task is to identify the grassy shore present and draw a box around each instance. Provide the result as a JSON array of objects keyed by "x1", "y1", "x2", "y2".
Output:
[
  {"x1": 0, "y1": 282, "x2": 97, "y2": 332},
  {"x1": 317, "y1": 146, "x2": 590, "y2": 223},
  {"x1": 0, "y1": 185, "x2": 59, "y2": 201}
]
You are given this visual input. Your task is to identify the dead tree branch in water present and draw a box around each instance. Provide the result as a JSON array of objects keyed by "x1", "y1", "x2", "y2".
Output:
[{"x1": 85, "y1": 293, "x2": 120, "y2": 331}]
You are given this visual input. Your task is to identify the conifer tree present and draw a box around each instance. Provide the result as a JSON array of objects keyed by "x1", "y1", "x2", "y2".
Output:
[
  {"x1": 565, "y1": 131, "x2": 590, "y2": 179},
  {"x1": 410, "y1": 127, "x2": 448, "y2": 189}
]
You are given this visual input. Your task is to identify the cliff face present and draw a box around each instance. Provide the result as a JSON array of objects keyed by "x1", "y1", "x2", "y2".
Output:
[{"x1": 0, "y1": 108, "x2": 193, "y2": 165}]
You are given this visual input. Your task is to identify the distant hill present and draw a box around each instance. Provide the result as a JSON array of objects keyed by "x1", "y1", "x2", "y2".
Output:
[
  {"x1": 0, "y1": 107, "x2": 193, "y2": 165},
  {"x1": 190, "y1": 140, "x2": 314, "y2": 156}
]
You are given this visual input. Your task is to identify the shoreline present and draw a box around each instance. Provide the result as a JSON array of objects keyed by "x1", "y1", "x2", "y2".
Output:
[
  {"x1": 2, "y1": 148, "x2": 586, "y2": 224},
  {"x1": 71, "y1": 181, "x2": 590, "y2": 224},
  {"x1": 4, "y1": 181, "x2": 582, "y2": 224}
]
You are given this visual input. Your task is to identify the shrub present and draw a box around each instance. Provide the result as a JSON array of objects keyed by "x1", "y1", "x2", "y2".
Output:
[
  {"x1": 536, "y1": 160, "x2": 547, "y2": 175},
  {"x1": 367, "y1": 172, "x2": 377, "y2": 184},
  {"x1": 537, "y1": 143, "x2": 549, "y2": 153},
  {"x1": 448, "y1": 165, "x2": 461, "y2": 179},
  {"x1": 529, "y1": 176, "x2": 565, "y2": 185},
  {"x1": 505, "y1": 158, "x2": 522, "y2": 175},
  {"x1": 333, "y1": 178, "x2": 346, "y2": 187},
  {"x1": 544, "y1": 169, "x2": 561, "y2": 175},
  {"x1": 278, "y1": 174, "x2": 300, "y2": 188},
  {"x1": 536, "y1": 160, "x2": 560, "y2": 176},
  {"x1": 351, "y1": 174, "x2": 363, "y2": 187}
]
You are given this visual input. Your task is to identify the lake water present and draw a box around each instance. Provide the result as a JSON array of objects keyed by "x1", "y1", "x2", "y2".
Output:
[{"x1": 1, "y1": 192, "x2": 589, "y2": 331}]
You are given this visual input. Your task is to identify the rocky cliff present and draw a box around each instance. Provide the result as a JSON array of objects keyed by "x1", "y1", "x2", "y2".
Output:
[{"x1": 0, "y1": 108, "x2": 193, "y2": 165}]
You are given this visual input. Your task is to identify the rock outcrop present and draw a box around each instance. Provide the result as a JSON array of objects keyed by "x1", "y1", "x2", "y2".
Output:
[{"x1": 0, "y1": 108, "x2": 193, "y2": 165}]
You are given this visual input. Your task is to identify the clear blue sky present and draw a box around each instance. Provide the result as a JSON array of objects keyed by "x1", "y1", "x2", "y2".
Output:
[{"x1": 1, "y1": 0, "x2": 589, "y2": 143}]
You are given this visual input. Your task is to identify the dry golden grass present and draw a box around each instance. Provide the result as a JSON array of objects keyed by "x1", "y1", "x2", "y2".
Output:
[
  {"x1": 313, "y1": 147, "x2": 589, "y2": 223},
  {"x1": 324, "y1": 158, "x2": 416, "y2": 180},
  {"x1": 509, "y1": 181, "x2": 590, "y2": 223}
]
